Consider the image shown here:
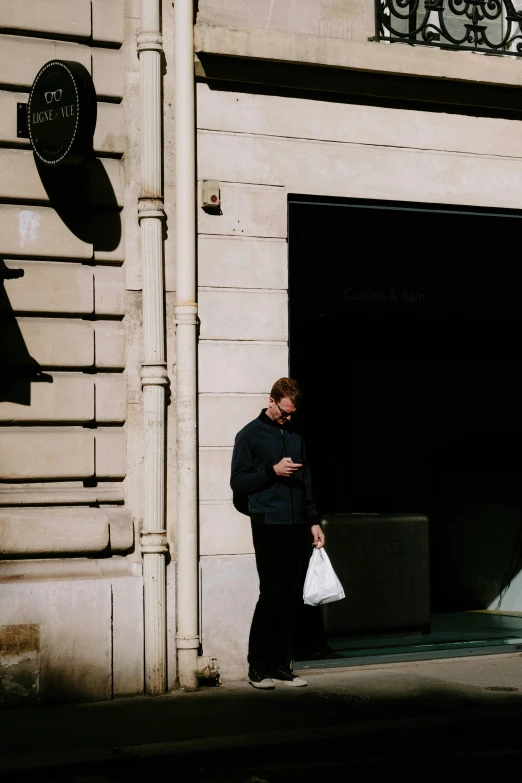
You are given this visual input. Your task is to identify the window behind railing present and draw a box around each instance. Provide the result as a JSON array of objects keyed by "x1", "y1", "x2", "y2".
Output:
[{"x1": 375, "y1": 0, "x2": 522, "y2": 57}]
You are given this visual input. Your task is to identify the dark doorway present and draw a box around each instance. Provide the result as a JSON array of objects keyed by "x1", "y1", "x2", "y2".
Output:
[{"x1": 289, "y1": 195, "x2": 522, "y2": 663}]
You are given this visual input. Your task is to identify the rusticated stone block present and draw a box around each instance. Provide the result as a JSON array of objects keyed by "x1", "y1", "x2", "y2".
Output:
[
  {"x1": 7, "y1": 318, "x2": 94, "y2": 368},
  {"x1": 0, "y1": 428, "x2": 95, "y2": 480},
  {"x1": 92, "y1": 48, "x2": 124, "y2": 100},
  {"x1": 96, "y1": 428, "x2": 126, "y2": 478},
  {"x1": 0, "y1": 0, "x2": 90, "y2": 37},
  {"x1": 0, "y1": 373, "x2": 95, "y2": 423},
  {"x1": 0, "y1": 150, "x2": 123, "y2": 207},
  {"x1": 0, "y1": 35, "x2": 91, "y2": 90},
  {"x1": 92, "y1": 0, "x2": 124, "y2": 44},
  {"x1": 0, "y1": 508, "x2": 109, "y2": 556},
  {"x1": 0, "y1": 204, "x2": 92, "y2": 259},
  {"x1": 95, "y1": 373, "x2": 127, "y2": 422},
  {"x1": 3, "y1": 261, "x2": 94, "y2": 315},
  {"x1": 94, "y1": 321, "x2": 126, "y2": 369},
  {"x1": 94, "y1": 266, "x2": 126, "y2": 316},
  {"x1": 94, "y1": 103, "x2": 125, "y2": 154}
]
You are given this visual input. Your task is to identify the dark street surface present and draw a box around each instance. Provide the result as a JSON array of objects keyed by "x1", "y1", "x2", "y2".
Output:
[{"x1": 2, "y1": 655, "x2": 522, "y2": 782}]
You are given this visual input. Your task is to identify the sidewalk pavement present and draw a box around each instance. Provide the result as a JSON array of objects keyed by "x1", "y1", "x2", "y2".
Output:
[{"x1": 2, "y1": 653, "x2": 522, "y2": 781}]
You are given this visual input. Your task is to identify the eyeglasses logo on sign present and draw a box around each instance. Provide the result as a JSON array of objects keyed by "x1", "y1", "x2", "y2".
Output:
[
  {"x1": 28, "y1": 60, "x2": 97, "y2": 166},
  {"x1": 44, "y1": 90, "x2": 63, "y2": 103}
]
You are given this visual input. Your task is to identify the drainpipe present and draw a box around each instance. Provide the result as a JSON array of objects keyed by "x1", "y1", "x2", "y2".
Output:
[
  {"x1": 137, "y1": 0, "x2": 169, "y2": 695},
  {"x1": 174, "y1": 0, "x2": 199, "y2": 689}
]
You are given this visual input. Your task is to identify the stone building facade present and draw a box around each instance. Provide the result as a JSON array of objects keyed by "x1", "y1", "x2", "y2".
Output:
[
  {"x1": 2, "y1": 0, "x2": 522, "y2": 703},
  {"x1": 0, "y1": 0, "x2": 171, "y2": 703}
]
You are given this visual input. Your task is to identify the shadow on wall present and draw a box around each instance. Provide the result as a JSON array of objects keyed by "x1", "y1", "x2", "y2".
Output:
[
  {"x1": 35, "y1": 153, "x2": 121, "y2": 253},
  {"x1": 0, "y1": 258, "x2": 53, "y2": 405},
  {"x1": 0, "y1": 151, "x2": 121, "y2": 406}
]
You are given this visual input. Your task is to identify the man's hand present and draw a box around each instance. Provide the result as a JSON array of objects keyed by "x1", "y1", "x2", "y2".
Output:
[
  {"x1": 273, "y1": 457, "x2": 302, "y2": 477},
  {"x1": 311, "y1": 524, "x2": 325, "y2": 549}
]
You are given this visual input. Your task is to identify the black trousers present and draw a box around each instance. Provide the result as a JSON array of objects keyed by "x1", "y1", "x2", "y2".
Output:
[{"x1": 248, "y1": 521, "x2": 314, "y2": 671}]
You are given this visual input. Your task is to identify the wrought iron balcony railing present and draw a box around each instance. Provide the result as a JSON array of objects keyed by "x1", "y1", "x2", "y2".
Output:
[{"x1": 375, "y1": 0, "x2": 522, "y2": 56}]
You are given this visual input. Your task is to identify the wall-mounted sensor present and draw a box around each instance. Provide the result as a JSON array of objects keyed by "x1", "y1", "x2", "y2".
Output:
[{"x1": 201, "y1": 180, "x2": 220, "y2": 211}]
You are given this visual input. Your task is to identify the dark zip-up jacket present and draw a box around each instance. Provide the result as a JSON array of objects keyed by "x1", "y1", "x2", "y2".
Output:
[{"x1": 230, "y1": 410, "x2": 319, "y2": 525}]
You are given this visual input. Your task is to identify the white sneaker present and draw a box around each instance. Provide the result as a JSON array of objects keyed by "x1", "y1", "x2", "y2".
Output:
[
  {"x1": 271, "y1": 668, "x2": 307, "y2": 687},
  {"x1": 248, "y1": 666, "x2": 275, "y2": 689}
]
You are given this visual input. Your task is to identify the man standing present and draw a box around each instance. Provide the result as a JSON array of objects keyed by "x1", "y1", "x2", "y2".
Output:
[{"x1": 230, "y1": 377, "x2": 325, "y2": 689}]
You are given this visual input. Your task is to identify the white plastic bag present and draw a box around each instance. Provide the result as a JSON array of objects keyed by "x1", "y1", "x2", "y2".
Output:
[{"x1": 303, "y1": 547, "x2": 345, "y2": 606}]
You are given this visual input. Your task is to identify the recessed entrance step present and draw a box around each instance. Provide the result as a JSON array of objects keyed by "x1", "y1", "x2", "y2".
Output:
[{"x1": 294, "y1": 612, "x2": 522, "y2": 670}]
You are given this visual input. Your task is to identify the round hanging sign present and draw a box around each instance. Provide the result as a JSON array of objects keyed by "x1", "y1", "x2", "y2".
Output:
[{"x1": 28, "y1": 60, "x2": 97, "y2": 166}]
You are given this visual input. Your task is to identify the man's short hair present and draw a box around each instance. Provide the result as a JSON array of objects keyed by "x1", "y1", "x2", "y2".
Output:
[{"x1": 270, "y1": 377, "x2": 302, "y2": 407}]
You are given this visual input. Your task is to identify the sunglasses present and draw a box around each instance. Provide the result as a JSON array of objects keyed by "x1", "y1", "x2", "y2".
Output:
[{"x1": 276, "y1": 402, "x2": 295, "y2": 419}]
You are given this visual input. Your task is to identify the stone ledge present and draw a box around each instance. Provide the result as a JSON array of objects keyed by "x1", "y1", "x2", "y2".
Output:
[
  {"x1": 0, "y1": 507, "x2": 133, "y2": 556},
  {"x1": 195, "y1": 24, "x2": 522, "y2": 115},
  {"x1": 0, "y1": 482, "x2": 124, "y2": 506},
  {"x1": 195, "y1": 23, "x2": 522, "y2": 88},
  {"x1": 0, "y1": 555, "x2": 142, "y2": 583}
]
